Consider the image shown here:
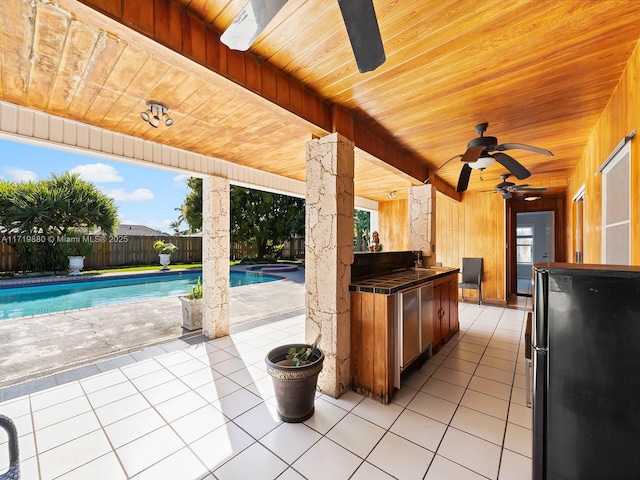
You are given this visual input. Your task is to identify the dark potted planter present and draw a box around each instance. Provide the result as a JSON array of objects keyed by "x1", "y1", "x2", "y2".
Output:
[{"x1": 265, "y1": 340, "x2": 324, "y2": 423}]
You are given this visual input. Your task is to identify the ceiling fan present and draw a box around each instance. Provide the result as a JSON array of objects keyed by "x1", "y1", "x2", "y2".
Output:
[
  {"x1": 456, "y1": 122, "x2": 553, "y2": 192},
  {"x1": 493, "y1": 174, "x2": 547, "y2": 199},
  {"x1": 220, "y1": 0, "x2": 386, "y2": 73}
]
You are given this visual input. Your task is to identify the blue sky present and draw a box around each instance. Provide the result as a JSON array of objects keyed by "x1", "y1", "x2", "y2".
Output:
[{"x1": 0, "y1": 138, "x2": 189, "y2": 233}]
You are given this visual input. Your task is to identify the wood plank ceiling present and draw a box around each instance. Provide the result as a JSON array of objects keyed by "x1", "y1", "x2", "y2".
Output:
[{"x1": 2, "y1": 0, "x2": 640, "y2": 203}]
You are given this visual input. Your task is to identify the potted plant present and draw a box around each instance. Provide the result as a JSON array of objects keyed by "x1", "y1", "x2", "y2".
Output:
[
  {"x1": 153, "y1": 240, "x2": 178, "y2": 270},
  {"x1": 179, "y1": 276, "x2": 203, "y2": 331},
  {"x1": 265, "y1": 334, "x2": 323, "y2": 423},
  {"x1": 63, "y1": 229, "x2": 94, "y2": 275}
]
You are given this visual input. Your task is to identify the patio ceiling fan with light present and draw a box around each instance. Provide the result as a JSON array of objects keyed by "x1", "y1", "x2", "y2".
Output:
[
  {"x1": 455, "y1": 123, "x2": 554, "y2": 192},
  {"x1": 220, "y1": 0, "x2": 386, "y2": 73}
]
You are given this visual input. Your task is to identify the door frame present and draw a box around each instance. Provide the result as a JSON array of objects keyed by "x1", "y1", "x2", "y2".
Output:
[{"x1": 506, "y1": 194, "x2": 567, "y2": 300}]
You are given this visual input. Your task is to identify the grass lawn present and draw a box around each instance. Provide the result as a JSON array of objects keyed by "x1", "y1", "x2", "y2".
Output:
[
  {"x1": 82, "y1": 263, "x2": 203, "y2": 275},
  {"x1": 0, "y1": 259, "x2": 304, "y2": 279}
]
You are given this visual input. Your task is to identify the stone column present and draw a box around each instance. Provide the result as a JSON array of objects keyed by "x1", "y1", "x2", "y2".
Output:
[
  {"x1": 202, "y1": 175, "x2": 230, "y2": 339},
  {"x1": 305, "y1": 132, "x2": 354, "y2": 398},
  {"x1": 408, "y1": 183, "x2": 436, "y2": 265}
]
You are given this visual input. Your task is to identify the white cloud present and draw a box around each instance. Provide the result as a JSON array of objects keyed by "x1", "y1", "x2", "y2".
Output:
[
  {"x1": 70, "y1": 163, "x2": 123, "y2": 183},
  {"x1": 173, "y1": 174, "x2": 189, "y2": 186},
  {"x1": 146, "y1": 219, "x2": 173, "y2": 232},
  {"x1": 104, "y1": 188, "x2": 154, "y2": 202},
  {"x1": 3, "y1": 167, "x2": 37, "y2": 182}
]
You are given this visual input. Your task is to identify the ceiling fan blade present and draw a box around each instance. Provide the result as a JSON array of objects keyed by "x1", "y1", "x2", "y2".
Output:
[
  {"x1": 221, "y1": 0, "x2": 288, "y2": 51},
  {"x1": 514, "y1": 186, "x2": 547, "y2": 192},
  {"x1": 338, "y1": 0, "x2": 386, "y2": 73},
  {"x1": 493, "y1": 152, "x2": 531, "y2": 180},
  {"x1": 461, "y1": 145, "x2": 484, "y2": 164},
  {"x1": 456, "y1": 163, "x2": 472, "y2": 192},
  {"x1": 495, "y1": 143, "x2": 554, "y2": 157}
]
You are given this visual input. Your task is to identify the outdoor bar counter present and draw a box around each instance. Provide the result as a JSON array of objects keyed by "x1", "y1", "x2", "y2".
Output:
[{"x1": 349, "y1": 252, "x2": 460, "y2": 404}]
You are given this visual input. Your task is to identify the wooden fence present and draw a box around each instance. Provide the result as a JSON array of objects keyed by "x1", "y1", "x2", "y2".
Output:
[
  {"x1": 85, "y1": 235, "x2": 203, "y2": 269},
  {"x1": 0, "y1": 235, "x2": 305, "y2": 272},
  {"x1": 230, "y1": 237, "x2": 305, "y2": 260}
]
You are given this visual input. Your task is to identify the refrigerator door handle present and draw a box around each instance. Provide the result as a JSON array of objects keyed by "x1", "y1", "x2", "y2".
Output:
[
  {"x1": 534, "y1": 269, "x2": 549, "y2": 349},
  {"x1": 533, "y1": 349, "x2": 548, "y2": 480}
]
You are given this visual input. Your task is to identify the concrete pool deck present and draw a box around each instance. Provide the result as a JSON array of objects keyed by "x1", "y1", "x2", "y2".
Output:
[{"x1": 0, "y1": 267, "x2": 305, "y2": 391}]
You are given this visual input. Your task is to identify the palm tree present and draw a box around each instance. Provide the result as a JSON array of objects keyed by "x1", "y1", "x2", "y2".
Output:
[{"x1": 0, "y1": 172, "x2": 118, "y2": 272}]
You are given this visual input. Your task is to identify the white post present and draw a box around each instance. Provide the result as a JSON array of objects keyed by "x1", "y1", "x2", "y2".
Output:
[
  {"x1": 408, "y1": 183, "x2": 436, "y2": 265},
  {"x1": 305, "y1": 132, "x2": 354, "y2": 398},
  {"x1": 202, "y1": 175, "x2": 230, "y2": 338}
]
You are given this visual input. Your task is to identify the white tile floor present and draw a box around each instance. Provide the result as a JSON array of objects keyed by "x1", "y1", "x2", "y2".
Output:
[{"x1": 0, "y1": 304, "x2": 532, "y2": 479}]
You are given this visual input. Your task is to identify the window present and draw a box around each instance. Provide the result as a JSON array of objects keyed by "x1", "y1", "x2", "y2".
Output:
[
  {"x1": 516, "y1": 225, "x2": 534, "y2": 263},
  {"x1": 602, "y1": 141, "x2": 630, "y2": 265}
]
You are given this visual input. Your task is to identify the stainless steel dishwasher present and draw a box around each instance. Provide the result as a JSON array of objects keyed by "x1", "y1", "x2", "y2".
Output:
[{"x1": 395, "y1": 282, "x2": 433, "y2": 388}]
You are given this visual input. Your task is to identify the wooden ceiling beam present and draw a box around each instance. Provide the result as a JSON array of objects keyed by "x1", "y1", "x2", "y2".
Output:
[{"x1": 76, "y1": 0, "x2": 428, "y2": 184}]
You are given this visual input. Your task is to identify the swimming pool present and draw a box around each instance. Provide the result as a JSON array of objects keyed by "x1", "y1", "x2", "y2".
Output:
[{"x1": 0, "y1": 271, "x2": 277, "y2": 319}]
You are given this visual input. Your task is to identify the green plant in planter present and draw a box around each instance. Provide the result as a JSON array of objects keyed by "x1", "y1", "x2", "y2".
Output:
[
  {"x1": 62, "y1": 228, "x2": 93, "y2": 257},
  {"x1": 153, "y1": 240, "x2": 178, "y2": 254},
  {"x1": 180, "y1": 276, "x2": 203, "y2": 330},
  {"x1": 266, "y1": 335, "x2": 324, "y2": 422},
  {"x1": 286, "y1": 334, "x2": 322, "y2": 366},
  {"x1": 186, "y1": 276, "x2": 203, "y2": 299}
]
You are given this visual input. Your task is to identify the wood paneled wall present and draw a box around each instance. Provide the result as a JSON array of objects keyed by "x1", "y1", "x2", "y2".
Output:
[
  {"x1": 436, "y1": 191, "x2": 507, "y2": 304},
  {"x1": 379, "y1": 191, "x2": 507, "y2": 304},
  {"x1": 568, "y1": 39, "x2": 640, "y2": 265},
  {"x1": 378, "y1": 199, "x2": 408, "y2": 252}
]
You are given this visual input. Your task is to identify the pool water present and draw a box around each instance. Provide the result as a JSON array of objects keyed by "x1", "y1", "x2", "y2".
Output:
[{"x1": 0, "y1": 271, "x2": 276, "y2": 319}]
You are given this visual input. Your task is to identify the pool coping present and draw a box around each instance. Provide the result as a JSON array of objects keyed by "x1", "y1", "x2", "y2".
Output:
[
  {"x1": 0, "y1": 266, "x2": 289, "y2": 289},
  {"x1": 0, "y1": 268, "x2": 203, "y2": 289},
  {"x1": 0, "y1": 267, "x2": 285, "y2": 320}
]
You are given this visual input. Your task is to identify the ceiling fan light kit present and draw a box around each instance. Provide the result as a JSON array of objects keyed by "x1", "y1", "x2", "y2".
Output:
[
  {"x1": 455, "y1": 122, "x2": 553, "y2": 193},
  {"x1": 469, "y1": 156, "x2": 496, "y2": 170},
  {"x1": 140, "y1": 101, "x2": 173, "y2": 128}
]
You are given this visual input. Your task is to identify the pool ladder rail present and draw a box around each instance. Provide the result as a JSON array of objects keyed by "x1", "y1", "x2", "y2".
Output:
[{"x1": 0, "y1": 414, "x2": 19, "y2": 480}]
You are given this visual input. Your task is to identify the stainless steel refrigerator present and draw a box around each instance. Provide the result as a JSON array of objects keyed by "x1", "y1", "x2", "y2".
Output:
[{"x1": 533, "y1": 263, "x2": 640, "y2": 480}]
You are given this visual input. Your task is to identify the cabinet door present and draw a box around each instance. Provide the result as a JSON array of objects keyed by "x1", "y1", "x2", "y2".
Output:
[
  {"x1": 401, "y1": 288, "x2": 421, "y2": 367},
  {"x1": 448, "y1": 278, "x2": 459, "y2": 336},
  {"x1": 420, "y1": 284, "x2": 433, "y2": 350},
  {"x1": 440, "y1": 283, "x2": 451, "y2": 341},
  {"x1": 432, "y1": 283, "x2": 444, "y2": 347}
]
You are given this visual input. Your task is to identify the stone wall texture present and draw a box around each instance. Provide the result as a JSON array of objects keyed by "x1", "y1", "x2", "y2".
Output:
[
  {"x1": 305, "y1": 132, "x2": 354, "y2": 398},
  {"x1": 408, "y1": 184, "x2": 436, "y2": 264},
  {"x1": 202, "y1": 176, "x2": 230, "y2": 339}
]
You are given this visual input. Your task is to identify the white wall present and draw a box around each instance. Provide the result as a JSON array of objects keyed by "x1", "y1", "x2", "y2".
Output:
[{"x1": 516, "y1": 211, "x2": 554, "y2": 278}]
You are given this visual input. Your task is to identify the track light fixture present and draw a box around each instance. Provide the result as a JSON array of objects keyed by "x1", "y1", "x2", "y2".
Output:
[
  {"x1": 140, "y1": 101, "x2": 173, "y2": 128},
  {"x1": 387, "y1": 191, "x2": 397, "y2": 200}
]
